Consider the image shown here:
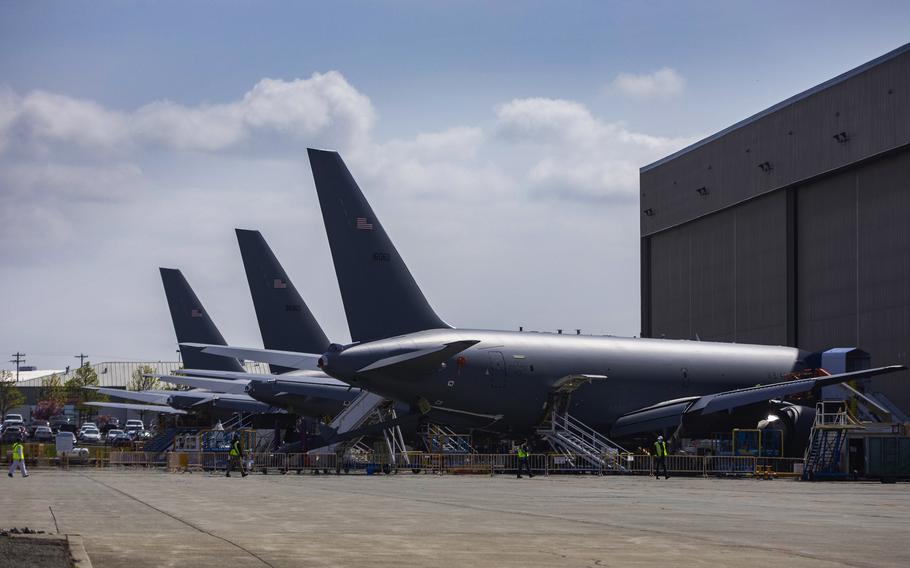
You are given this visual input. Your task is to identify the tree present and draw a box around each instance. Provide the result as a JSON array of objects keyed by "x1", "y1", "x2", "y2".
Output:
[
  {"x1": 38, "y1": 373, "x2": 67, "y2": 404},
  {"x1": 0, "y1": 369, "x2": 26, "y2": 419},
  {"x1": 33, "y1": 399, "x2": 65, "y2": 420},
  {"x1": 129, "y1": 365, "x2": 160, "y2": 392},
  {"x1": 65, "y1": 362, "x2": 105, "y2": 420}
]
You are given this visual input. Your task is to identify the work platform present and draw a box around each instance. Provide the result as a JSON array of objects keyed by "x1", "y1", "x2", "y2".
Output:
[{"x1": 2, "y1": 471, "x2": 907, "y2": 568}]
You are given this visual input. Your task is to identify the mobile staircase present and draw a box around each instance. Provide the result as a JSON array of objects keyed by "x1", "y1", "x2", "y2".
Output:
[
  {"x1": 802, "y1": 401, "x2": 863, "y2": 480},
  {"x1": 536, "y1": 374, "x2": 629, "y2": 472},
  {"x1": 313, "y1": 391, "x2": 411, "y2": 468},
  {"x1": 421, "y1": 423, "x2": 476, "y2": 454}
]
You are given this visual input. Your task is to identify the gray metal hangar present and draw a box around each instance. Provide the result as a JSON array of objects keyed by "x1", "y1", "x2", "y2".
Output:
[{"x1": 640, "y1": 43, "x2": 910, "y2": 412}]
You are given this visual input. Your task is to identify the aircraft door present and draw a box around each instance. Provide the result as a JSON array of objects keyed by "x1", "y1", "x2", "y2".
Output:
[{"x1": 487, "y1": 351, "x2": 506, "y2": 388}]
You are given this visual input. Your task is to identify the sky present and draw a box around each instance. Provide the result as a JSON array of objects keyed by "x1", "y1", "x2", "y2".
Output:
[{"x1": 1, "y1": 1, "x2": 908, "y2": 372}]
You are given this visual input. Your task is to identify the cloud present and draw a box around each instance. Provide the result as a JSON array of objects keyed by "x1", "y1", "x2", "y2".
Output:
[
  {"x1": 612, "y1": 67, "x2": 685, "y2": 99},
  {"x1": 492, "y1": 97, "x2": 693, "y2": 200},
  {"x1": 0, "y1": 71, "x2": 375, "y2": 154},
  {"x1": 0, "y1": 73, "x2": 697, "y2": 372}
]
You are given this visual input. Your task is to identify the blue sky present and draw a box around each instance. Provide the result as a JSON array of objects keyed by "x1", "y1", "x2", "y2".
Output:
[{"x1": 1, "y1": 1, "x2": 908, "y2": 371}]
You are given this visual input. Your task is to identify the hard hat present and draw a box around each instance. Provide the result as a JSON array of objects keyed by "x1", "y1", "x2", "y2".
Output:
[{"x1": 657, "y1": 435, "x2": 663, "y2": 440}]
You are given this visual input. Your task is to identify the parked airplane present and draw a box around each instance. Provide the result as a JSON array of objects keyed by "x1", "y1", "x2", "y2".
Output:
[
  {"x1": 195, "y1": 149, "x2": 905, "y2": 449},
  {"x1": 159, "y1": 265, "x2": 357, "y2": 419}
]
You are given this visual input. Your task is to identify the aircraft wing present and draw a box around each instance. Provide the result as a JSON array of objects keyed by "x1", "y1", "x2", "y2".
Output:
[
  {"x1": 85, "y1": 402, "x2": 187, "y2": 415},
  {"x1": 181, "y1": 343, "x2": 321, "y2": 371},
  {"x1": 611, "y1": 365, "x2": 906, "y2": 438},
  {"x1": 358, "y1": 340, "x2": 481, "y2": 375}
]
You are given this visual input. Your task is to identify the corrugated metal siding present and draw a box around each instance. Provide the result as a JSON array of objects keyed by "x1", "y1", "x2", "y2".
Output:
[
  {"x1": 641, "y1": 48, "x2": 910, "y2": 236},
  {"x1": 797, "y1": 151, "x2": 910, "y2": 407},
  {"x1": 14, "y1": 360, "x2": 273, "y2": 388},
  {"x1": 649, "y1": 193, "x2": 788, "y2": 344}
]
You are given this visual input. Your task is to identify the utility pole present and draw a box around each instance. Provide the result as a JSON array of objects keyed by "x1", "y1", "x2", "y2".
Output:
[
  {"x1": 74, "y1": 353, "x2": 89, "y2": 368},
  {"x1": 9, "y1": 352, "x2": 26, "y2": 382}
]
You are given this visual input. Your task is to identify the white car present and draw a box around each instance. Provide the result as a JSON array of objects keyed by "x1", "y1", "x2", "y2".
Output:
[
  {"x1": 79, "y1": 427, "x2": 102, "y2": 443},
  {"x1": 4, "y1": 413, "x2": 24, "y2": 423},
  {"x1": 125, "y1": 419, "x2": 145, "y2": 432},
  {"x1": 105, "y1": 429, "x2": 125, "y2": 444}
]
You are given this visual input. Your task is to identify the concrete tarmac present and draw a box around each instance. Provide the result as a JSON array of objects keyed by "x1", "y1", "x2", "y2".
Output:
[{"x1": 2, "y1": 470, "x2": 907, "y2": 567}]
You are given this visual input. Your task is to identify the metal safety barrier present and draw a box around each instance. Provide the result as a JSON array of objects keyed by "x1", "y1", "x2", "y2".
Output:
[{"x1": 27, "y1": 450, "x2": 805, "y2": 478}]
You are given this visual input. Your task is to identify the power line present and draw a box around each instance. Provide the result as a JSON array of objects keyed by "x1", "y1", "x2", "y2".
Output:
[
  {"x1": 9, "y1": 352, "x2": 26, "y2": 382},
  {"x1": 74, "y1": 353, "x2": 89, "y2": 368}
]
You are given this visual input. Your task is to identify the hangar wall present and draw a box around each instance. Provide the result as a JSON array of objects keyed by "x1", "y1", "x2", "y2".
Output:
[{"x1": 640, "y1": 44, "x2": 910, "y2": 411}]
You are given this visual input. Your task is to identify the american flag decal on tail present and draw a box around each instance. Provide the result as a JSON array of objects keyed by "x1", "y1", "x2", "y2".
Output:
[
  {"x1": 191, "y1": 309, "x2": 203, "y2": 317},
  {"x1": 356, "y1": 217, "x2": 374, "y2": 230},
  {"x1": 273, "y1": 278, "x2": 287, "y2": 289}
]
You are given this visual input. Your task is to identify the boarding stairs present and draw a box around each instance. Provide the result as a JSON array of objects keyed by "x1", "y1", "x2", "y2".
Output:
[
  {"x1": 802, "y1": 401, "x2": 863, "y2": 480},
  {"x1": 313, "y1": 391, "x2": 411, "y2": 466},
  {"x1": 421, "y1": 423, "x2": 476, "y2": 454},
  {"x1": 221, "y1": 412, "x2": 254, "y2": 431},
  {"x1": 536, "y1": 374, "x2": 628, "y2": 471}
]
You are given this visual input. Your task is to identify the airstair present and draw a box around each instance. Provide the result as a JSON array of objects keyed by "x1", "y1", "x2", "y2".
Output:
[
  {"x1": 420, "y1": 423, "x2": 475, "y2": 453},
  {"x1": 313, "y1": 391, "x2": 411, "y2": 467},
  {"x1": 221, "y1": 412, "x2": 254, "y2": 430},
  {"x1": 536, "y1": 374, "x2": 628, "y2": 471},
  {"x1": 802, "y1": 401, "x2": 863, "y2": 480}
]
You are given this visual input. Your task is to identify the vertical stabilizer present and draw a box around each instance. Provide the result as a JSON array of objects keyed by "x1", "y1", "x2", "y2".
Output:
[
  {"x1": 159, "y1": 268, "x2": 246, "y2": 372},
  {"x1": 307, "y1": 148, "x2": 450, "y2": 342},
  {"x1": 236, "y1": 228, "x2": 330, "y2": 373}
]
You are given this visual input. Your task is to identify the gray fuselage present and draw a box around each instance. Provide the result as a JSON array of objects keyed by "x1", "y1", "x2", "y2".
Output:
[{"x1": 321, "y1": 329, "x2": 808, "y2": 433}]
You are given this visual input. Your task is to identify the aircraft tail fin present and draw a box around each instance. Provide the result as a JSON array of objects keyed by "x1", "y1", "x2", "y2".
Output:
[
  {"x1": 307, "y1": 148, "x2": 449, "y2": 342},
  {"x1": 159, "y1": 268, "x2": 246, "y2": 372},
  {"x1": 236, "y1": 228, "x2": 330, "y2": 373}
]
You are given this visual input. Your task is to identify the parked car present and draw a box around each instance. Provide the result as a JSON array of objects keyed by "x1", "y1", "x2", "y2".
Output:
[
  {"x1": 100, "y1": 418, "x2": 121, "y2": 433},
  {"x1": 124, "y1": 419, "x2": 145, "y2": 432},
  {"x1": 1, "y1": 425, "x2": 27, "y2": 443},
  {"x1": 79, "y1": 427, "x2": 102, "y2": 443},
  {"x1": 3, "y1": 413, "x2": 24, "y2": 423},
  {"x1": 79, "y1": 422, "x2": 98, "y2": 432},
  {"x1": 50, "y1": 416, "x2": 76, "y2": 433},
  {"x1": 29, "y1": 420, "x2": 50, "y2": 436},
  {"x1": 1, "y1": 417, "x2": 24, "y2": 431},
  {"x1": 134, "y1": 430, "x2": 153, "y2": 442},
  {"x1": 105, "y1": 429, "x2": 125, "y2": 444},
  {"x1": 112, "y1": 431, "x2": 134, "y2": 447},
  {"x1": 32, "y1": 425, "x2": 54, "y2": 442}
]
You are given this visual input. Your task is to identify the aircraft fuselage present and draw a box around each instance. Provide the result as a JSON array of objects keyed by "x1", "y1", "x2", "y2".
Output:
[{"x1": 320, "y1": 329, "x2": 809, "y2": 433}]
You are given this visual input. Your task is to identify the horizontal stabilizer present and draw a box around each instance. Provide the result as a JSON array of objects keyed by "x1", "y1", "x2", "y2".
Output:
[
  {"x1": 175, "y1": 368, "x2": 343, "y2": 384},
  {"x1": 192, "y1": 396, "x2": 279, "y2": 414},
  {"x1": 92, "y1": 387, "x2": 172, "y2": 405},
  {"x1": 357, "y1": 340, "x2": 480, "y2": 375},
  {"x1": 612, "y1": 365, "x2": 906, "y2": 439},
  {"x1": 158, "y1": 375, "x2": 250, "y2": 394},
  {"x1": 181, "y1": 343, "x2": 322, "y2": 371},
  {"x1": 85, "y1": 402, "x2": 187, "y2": 415}
]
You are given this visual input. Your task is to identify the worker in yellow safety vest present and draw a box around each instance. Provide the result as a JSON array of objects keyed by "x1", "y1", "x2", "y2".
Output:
[
  {"x1": 226, "y1": 436, "x2": 247, "y2": 478},
  {"x1": 653, "y1": 435, "x2": 669, "y2": 479},
  {"x1": 8, "y1": 435, "x2": 29, "y2": 478},
  {"x1": 516, "y1": 441, "x2": 534, "y2": 479}
]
